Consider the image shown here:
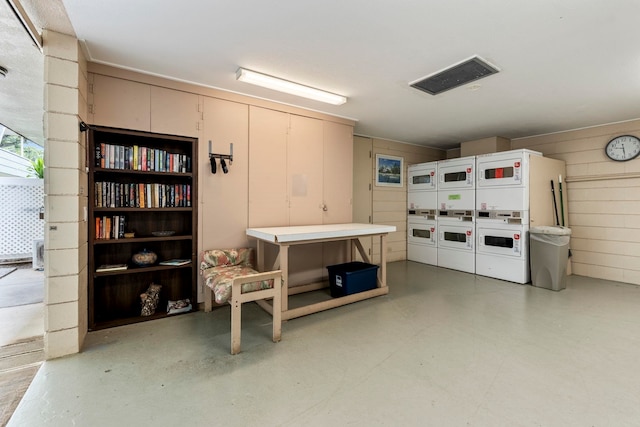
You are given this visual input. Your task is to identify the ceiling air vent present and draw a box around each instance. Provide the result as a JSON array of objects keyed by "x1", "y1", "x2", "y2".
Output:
[{"x1": 410, "y1": 56, "x2": 499, "y2": 95}]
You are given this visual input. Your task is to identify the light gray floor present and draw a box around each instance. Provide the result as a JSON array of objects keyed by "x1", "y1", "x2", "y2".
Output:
[{"x1": 9, "y1": 261, "x2": 640, "y2": 426}]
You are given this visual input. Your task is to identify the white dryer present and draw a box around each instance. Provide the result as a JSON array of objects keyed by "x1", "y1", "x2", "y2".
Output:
[
  {"x1": 407, "y1": 215, "x2": 437, "y2": 265},
  {"x1": 437, "y1": 216, "x2": 475, "y2": 274},
  {"x1": 476, "y1": 220, "x2": 529, "y2": 284},
  {"x1": 438, "y1": 156, "x2": 475, "y2": 211},
  {"x1": 408, "y1": 161, "x2": 437, "y2": 210},
  {"x1": 476, "y1": 149, "x2": 541, "y2": 212}
]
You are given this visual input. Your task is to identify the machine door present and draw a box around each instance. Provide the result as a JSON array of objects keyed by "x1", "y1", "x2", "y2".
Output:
[
  {"x1": 477, "y1": 152, "x2": 533, "y2": 189},
  {"x1": 408, "y1": 163, "x2": 437, "y2": 192},
  {"x1": 439, "y1": 157, "x2": 475, "y2": 190},
  {"x1": 476, "y1": 225, "x2": 526, "y2": 258},
  {"x1": 408, "y1": 220, "x2": 436, "y2": 247},
  {"x1": 438, "y1": 222, "x2": 474, "y2": 252}
]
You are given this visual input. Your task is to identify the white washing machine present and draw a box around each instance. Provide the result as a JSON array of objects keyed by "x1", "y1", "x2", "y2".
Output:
[
  {"x1": 438, "y1": 156, "x2": 475, "y2": 211},
  {"x1": 476, "y1": 220, "x2": 529, "y2": 284},
  {"x1": 437, "y1": 216, "x2": 475, "y2": 274},
  {"x1": 407, "y1": 215, "x2": 437, "y2": 265},
  {"x1": 476, "y1": 149, "x2": 541, "y2": 212},
  {"x1": 408, "y1": 161, "x2": 437, "y2": 210}
]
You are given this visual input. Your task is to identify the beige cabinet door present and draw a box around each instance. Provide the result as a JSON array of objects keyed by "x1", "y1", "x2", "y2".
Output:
[
  {"x1": 352, "y1": 135, "x2": 373, "y2": 262},
  {"x1": 323, "y1": 121, "x2": 353, "y2": 224},
  {"x1": 200, "y1": 97, "x2": 249, "y2": 251},
  {"x1": 288, "y1": 114, "x2": 323, "y2": 226},
  {"x1": 248, "y1": 106, "x2": 289, "y2": 227},
  {"x1": 90, "y1": 74, "x2": 150, "y2": 131},
  {"x1": 151, "y1": 87, "x2": 200, "y2": 137}
]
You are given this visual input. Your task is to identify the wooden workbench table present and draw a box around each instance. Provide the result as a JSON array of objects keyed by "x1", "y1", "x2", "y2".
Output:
[{"x1": 246, "y1": 223, "x2": 396, "y2": 320}]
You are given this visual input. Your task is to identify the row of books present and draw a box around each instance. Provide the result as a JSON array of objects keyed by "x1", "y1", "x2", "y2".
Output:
[
  {"x1": 96, "y1": 259, "x2": 191, "y2": 272},
  {"x1": 95, "y1": 215, "x2": 126, "y2": 240},
  {"x1": 95, "y1": 143, "x2": 191, "y2": 173},
  {"x1": 94, "y1": 181, "x2": 192, "y2": 208}
]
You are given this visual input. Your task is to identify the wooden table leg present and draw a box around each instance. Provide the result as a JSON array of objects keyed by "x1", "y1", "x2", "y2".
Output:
[
  {"x1": 280, "y1": 244, "x2": 289, "y2": 312},
  {"x1": 256, "y1": 240, "x2": 265, "y2": 271},
  {"x1": 379, "y1": 234, "x2": 387, "y2": 288}
]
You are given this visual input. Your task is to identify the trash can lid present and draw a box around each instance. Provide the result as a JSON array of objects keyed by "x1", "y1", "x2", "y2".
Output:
[{"x1": 530, "y1": 225, "x2": 571, "y2": 236}]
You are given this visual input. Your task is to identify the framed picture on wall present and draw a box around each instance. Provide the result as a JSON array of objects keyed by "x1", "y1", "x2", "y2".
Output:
[{"x1": 375, "y1": 154, "x2": 403, "y2": 187}]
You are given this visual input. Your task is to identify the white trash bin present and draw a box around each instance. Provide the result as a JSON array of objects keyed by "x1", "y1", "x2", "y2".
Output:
[{"x1": 530, "y1": 226, "x2": 571, "y2": 291}]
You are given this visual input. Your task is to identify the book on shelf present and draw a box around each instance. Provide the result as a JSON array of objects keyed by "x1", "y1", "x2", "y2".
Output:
[
  {"x1": 94, "y1": 181, "x2": 192, "y2": 208},
  {"x1": 158, "y1": 259, "x2": 192, "y2": 266},
  {"x1": 95, "y1": 142, "x2": 191, "y2": 172},
  {"x1": 96, "y1": 263, "x2": 128, "y2": 272}
]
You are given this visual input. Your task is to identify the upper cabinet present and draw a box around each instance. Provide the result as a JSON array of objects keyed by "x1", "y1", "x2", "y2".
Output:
[
  {"x1": 89, "y1": 75, "x2": 201, "y2": 138},
  {"x1": 89, "y1": 74, "x2": 151, "y2": 131},
  {"x1": 150, "y1": 87, "x2": 201, "y2": 137}
]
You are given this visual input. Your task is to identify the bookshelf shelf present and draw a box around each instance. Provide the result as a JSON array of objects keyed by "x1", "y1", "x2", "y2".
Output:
[{"x1": 87, "y1": 126, "x2": 198, "y2": 331}]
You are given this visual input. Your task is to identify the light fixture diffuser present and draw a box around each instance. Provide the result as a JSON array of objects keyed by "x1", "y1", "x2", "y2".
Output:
[{"x1": 236, "y1": 68, "x2": 347, "y2": 105}]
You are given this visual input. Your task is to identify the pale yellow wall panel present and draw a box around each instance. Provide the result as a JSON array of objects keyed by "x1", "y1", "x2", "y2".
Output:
[
  {"x1": 570, "y1": 237, "x2": 640, "y2": 257},
  {"x1": 569, "y1": 213, "x2": 630, "y2": 228},
  {"x1": 373, "y1": 200, "x2": 406, "y2": 214},
  {"x1": 570, "y1": 225, "x2": 640, "y2": 242},
  {"x1": 566, "y1": 163, "x2": 589, "y2": 177},
  {"x1": 585, "y1": 161, "x2": 627, "y2": 176},
  {"x1": 372, "y1": 212, "x2": 407, "y2": 224},
  {"x1": 572, "y1": 263, "x2": 625, "y2": 283},
  {"x1": 373, "y1": 189, "x2": 407, "y2": 202},
  {"x1": 624, "y1": 160, "x2": 640, "y2": 174},
  {"x1": 568, "y1": 177, "x2": 640, "y2": 189},
  {"x1": 569, "y1": 200, "x2": 640, "y2": 215},
  {"x1": 569, "y1": 187, "x2": 635, "y2": 202},
  {"x1": 569, "y1": 250, "x2": 628, "y2": 270}
]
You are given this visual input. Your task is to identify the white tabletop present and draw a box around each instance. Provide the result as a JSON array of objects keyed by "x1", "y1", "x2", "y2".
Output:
[{"x1": 246, "y1": 223, "x2": 397, "y2": 243}]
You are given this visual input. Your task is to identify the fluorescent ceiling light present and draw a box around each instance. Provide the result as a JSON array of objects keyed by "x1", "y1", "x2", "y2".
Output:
[{"x1": 236, "y1": 68, "x2": 347, "y2": 105}]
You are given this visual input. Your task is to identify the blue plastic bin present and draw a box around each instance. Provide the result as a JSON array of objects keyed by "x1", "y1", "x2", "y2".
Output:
[{"x1": 326, "y1": 261, "x2": 379, "y2": 298}]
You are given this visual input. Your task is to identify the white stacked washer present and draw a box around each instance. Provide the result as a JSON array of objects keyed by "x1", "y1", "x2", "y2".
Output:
[
  {"x1": 436, "y1": 156, "x2": 476, "y2": 274},
  {"x1": 475, "y1": 149, "x2": 542, "y2": 283},
  {"x1": 407, "y1": 162, "x2": 437, "y2": 265}
]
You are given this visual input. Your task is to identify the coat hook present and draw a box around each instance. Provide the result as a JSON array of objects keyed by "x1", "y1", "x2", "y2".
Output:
[{"x1": 208, "y1": 141, "x2": 233, "y2": 174}]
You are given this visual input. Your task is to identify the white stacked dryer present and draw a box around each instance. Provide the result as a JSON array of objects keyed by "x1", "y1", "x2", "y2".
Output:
[
  {"x1": 475, "y1": 149, "x2": 541, "y2": 283},
  {"x1": 407, "y1": 162, "x2": 437, "y2": 265},
  {"x1": 436, "y1": 156, "x2": 476, "y2": 274}
]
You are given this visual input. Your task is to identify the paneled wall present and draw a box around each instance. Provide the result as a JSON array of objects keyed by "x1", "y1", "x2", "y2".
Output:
[
  {"x1": 355, "y1": 136, "x2": 445, "y2": 263},
  {"x1": 512, "y1": 119, "x2": 640, "y2": 285}
]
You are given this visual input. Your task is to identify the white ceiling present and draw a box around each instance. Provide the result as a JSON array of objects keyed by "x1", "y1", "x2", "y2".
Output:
[{"x1": 3, "y1": 1, "x2": 640, "y2": 149}]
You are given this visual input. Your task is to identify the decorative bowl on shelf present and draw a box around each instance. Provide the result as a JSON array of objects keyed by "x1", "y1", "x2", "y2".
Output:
[
  {"x1": 132, "y1": 248, "x2": 157, "y2": 266},
  {"x1": 151, "y1": 230, "x2": 175, "y2": 237}
]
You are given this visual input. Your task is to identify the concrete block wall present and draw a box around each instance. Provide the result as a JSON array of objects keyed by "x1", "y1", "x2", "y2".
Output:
[{"x1": 42, "y1": 30, "x2": 88, "y2": 359}]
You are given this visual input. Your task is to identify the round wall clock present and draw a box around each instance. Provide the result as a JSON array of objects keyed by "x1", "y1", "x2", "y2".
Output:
[{"x1": 605, "y1": 135, "x2": 640, "y2": 162}]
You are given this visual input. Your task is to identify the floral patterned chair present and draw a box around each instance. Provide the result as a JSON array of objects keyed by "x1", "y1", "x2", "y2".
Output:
[{"x1": 200, "y1": 248, "x2": 282, "y2": 354}]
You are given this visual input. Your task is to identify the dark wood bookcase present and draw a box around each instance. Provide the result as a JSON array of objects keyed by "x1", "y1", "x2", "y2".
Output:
[{"x1": 87, "y1": 126, "x2": 198, "y2": 330}]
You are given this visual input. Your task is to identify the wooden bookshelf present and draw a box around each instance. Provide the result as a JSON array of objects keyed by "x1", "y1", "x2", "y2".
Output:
[{"x1": 87, "y1": 126, "x2": 198, "y2": 330}]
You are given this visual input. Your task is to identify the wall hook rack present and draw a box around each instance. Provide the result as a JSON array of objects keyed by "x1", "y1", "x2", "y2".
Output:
[{"x1": 208, "y1": 141, "x2": 233, "y2": 174}]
